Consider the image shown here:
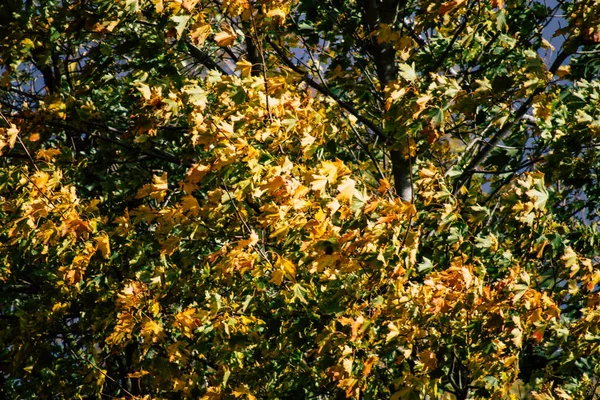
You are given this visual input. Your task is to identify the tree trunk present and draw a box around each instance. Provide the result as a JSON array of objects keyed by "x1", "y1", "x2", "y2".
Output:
[{"x1": 361, "y1": 0, "x2": 413, "y2": 201}]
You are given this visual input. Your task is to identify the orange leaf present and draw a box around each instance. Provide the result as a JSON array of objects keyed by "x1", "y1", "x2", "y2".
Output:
[
  {"x1": 214, "y1": 27, "x2": 236, "y2": 47},
  {"x1": 438, "y1": 0, "x2": 466, "y2": 15}
]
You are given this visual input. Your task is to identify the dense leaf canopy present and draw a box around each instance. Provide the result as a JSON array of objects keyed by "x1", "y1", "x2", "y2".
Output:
[{"x1": 2, "y1": 0, "x2": 600, "y2": 398}]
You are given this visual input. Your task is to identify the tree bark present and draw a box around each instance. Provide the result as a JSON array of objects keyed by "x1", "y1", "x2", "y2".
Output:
[{"x1": 361, "y1": 0, "x2": 413, "y2": 201}]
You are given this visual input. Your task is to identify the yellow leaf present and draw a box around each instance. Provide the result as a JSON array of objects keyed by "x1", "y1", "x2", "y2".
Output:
[
  {"x1": 214, "y1": 27, "x2": 236, "y2": 47},
  {"x1": 376, "y1": 179, "x2": 391, "y2": 195},
  {"x1": 47, "y1": 97, "x2": 67, "y2": 119},
  {"x1": 183, "y1": 163, "x2": 210, "y2": 193},
  {"x1": 153, "y1": 0, "x2": 164, "y2": 13},
  {"x1": 556, "y1": 65, "x2": 571, "y2": 79},
  {"x1": 540, "y1": 37, "x2": 554, "y2": 51},
  {"x1": 362, "y1": 356, "x2": 377, "y2": 377},
  {"x1": 326, "y1": 198, "x2": 340, "y2": 215},
  {"x1": 475, "y1": 78, "x2": 492, "y2": 92},
  {"x1": 386, "y1": 322, "x2": 399, "y2": 342},
  {"x1": 167, "y1": 341, "x2": 190, "y2": 363},
  {"x1": 301, "y1": 131, "x2": 316, "y2": 147},
  {"x1": 232, "y1": 385, "x2": 257, "y2": 400},
  {"x1": 219, "y1": 120, "x2": 234, "y2": 137},
  {"x1": 554, "y1": 387, "x2": 573, "y2": 400},
  {"x1": 95, "y1": 234, "x2": 111, "y2": 259},
  {"x1": 127, "y1": 370, "x2": 150, "y2": 379},
  {"x1": 266, "y1": 8, "x2": 286, "y2": 25},
  {"x1": 311, "y1": 175, "x2": 328, "y2": 192},
  {"x1": 418, "y1": 350, "x2": 438, "y2": 370},
  {"x1": 182, "y1": 0, "x2": 199, "y2": 12},
  {"x1": 461, "y1": 266, "x2": 472, "y2": 288},
  {"x1": 61, "y1": 213, "x2": 93, "y2": 238},
  {"x1": 201, "y1": 387, "x2": 221, "y2": 400},
  {"x1": 336, "y1": 178, "x2": 356, "y2": 202},
  {"x1": 141, "y1": 320, "x2": 164, "y2": 342},
  {"x1": 181, "y1": 195, "x2": 200, "y2": 216},
  {"x1": 174, "y1": 308, "x2": 200, "y2": 336},
  {"x1": 319, "y1": 160, "x2": 339, "y2": 183},
  {"x1": 136, "y1": 172, "x2": 169, "y2": 201},
  {"x1": 0, "y1": 124, "x2": 19, "y2": 152},
  {"x1": 236, "y1": 59, "x2": 253, "y2": 77},
  {"x1": 238, "y1": 230, "x2": 259, "y2": 248},
  {"x1": 511, "y1": 327, "x2": 523, "y2": 348},
  {"x1": 189, "y1": 22, "x2": 212, "y2": 46},
  {"x1": 137, "y1": 82, "x2": 152, "y2": 100},
  {"x1": 36, "y1": 148, "x2": 61, "y2": 161},
  {"x1": 276, "y1": 254, "x2": 296, "y2": 280},
  {"x1": 270, "y1": 269, "x2": 285, "y2": 285},
  {"x1": 261, "y1": 175, "x2": 286, "y2": 194},
  {"x1": 562, "y1": 246, "x2": 577, "y2": 268}
]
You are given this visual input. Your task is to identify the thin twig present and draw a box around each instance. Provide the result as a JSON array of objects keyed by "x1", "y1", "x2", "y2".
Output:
[
  {"x1": 266, "y1": 37, "x2": 389, "y2": 143},
  {"x1": 69, "y1": 349, "x2": 135, "y2": 398},
  {"x1": 249, "y1": 5, "x2": 272, "y2": 121},
  {"x1": 220, "y1": 177, "x2": 274, "y2": 267}
]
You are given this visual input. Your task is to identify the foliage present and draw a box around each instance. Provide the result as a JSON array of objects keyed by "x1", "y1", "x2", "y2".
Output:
[{"x1": 2, "y1": 0, "x2": 600, "y2": 398}]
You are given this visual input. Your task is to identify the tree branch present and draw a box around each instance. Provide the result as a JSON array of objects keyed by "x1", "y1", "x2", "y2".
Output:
[
  {"x1": 453, "y1": 49, "x2": 571, "y2": 194},
  {"x1": 266, "y1": 36, "x2": 388, "y2": 143}
]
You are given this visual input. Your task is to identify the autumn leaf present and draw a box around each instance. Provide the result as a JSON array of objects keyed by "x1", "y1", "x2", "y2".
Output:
[
  {"x1": 276, "y1": 254, "x2": 296, "y2": 281},
  {"x1": 236, "y1": 59, "x2": 253, "y2": 77},
  {"x1": 398, "y1": 63, "x2": 417, "y2": 81},
  {"x1": 238, "y1": 230, "x2": 259, "y2": 248},
  {"x1": 266, "y1": 8, "x2": 287, "y2": 25},
  {"x1": 136, "y1": 172, "x2": 169, "y2": 201},
  {"x1": 336, "y1": 178, "x2": 355, "y2": 202},
  {"x1": 36, "y1": 147, "x2": 61, "y2": 161},
  {"x1": 418, "y1": 350, "x2": 438, "y2": 371},
  {"x1": 311, "y1": 174, "x2": 328, "y2": 192},
  {"x1": 438, "y1": 0, "x2": 467, "y2": 15},
  {"x1": 95, "y1": 234, "x2": 111, "y2": 258},
  {"x1": 2, "y1": 1, "x2": 599, "y2": 398},
  {"x1": 270, "y1": 269, "x2": 285, "y2": 285},
  {"x1": 214, "y1": 26, "x2": 236, "y2": 46},
  {"x1": 0, "y1": 124, "x2": 19, "y2": 154}
]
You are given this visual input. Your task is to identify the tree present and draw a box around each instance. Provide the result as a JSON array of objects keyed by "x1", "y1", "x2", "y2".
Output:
[{"x1": 2, "y1": 0, "x2": 600, "y2": 398}]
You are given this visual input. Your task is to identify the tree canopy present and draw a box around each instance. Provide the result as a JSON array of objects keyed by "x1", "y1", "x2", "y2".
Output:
[{"x1": 2, "y1": 0, "x2": 600, "y2": 398}]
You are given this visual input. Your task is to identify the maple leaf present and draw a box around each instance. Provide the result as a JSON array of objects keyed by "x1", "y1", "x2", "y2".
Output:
[
  {"x1": 276, "y1": 254, "x2": 296, "y2": 280},
  {"x1": 311, "y1": 174, "x2": 328, "y2": 192},
  {"x1": 336, "y1": 178, "x2": 355, "y2": 202},
  {"x1": 136, "y1": 172, "x2": 169, "y2": 201},
  {"x1": 270, "y1": 270, "x2": 285, "y2": 285},
  {"x1": 232, "y1": 385, "x2": 257, "y2": 400},
  {"x1": 181, "y1": 195, "x2": 200, "y2": 215},
  {"x1": 266, "y1": 8, "x2": 287, "y2": 25},
  {"x1": 95, "y1": 233, "x2": 111, "y2": 258},
  {"x1": 36, "y1": 147, "x2": 61, "y2": 162},
  {"x1": 238, "y1": 230, "x2": 259, "y2": 248},
  {"x1": 418, "y1": 350, "x2": 438, "y2": 371},
  {"x1": 2, "y1": 1, "x2": 600, "y2": 398},
  {"x1": 60, "y1": 213, "x2": 92, "y2": 238},
  {"x1": 141, "y1": 319, "x2": 165, "y2": 343},
  {"x1": 0, "y1": 124, "x2": 19, "y2": 154},
  {"x1": 236, "y1": 59, "x2": 253, "y2": 77},
  {"x1": 182, "y1": 163, "x2": 210, "y2": 193},
  {"x1": 438, "y1": 0, "x2": 467, "y2": 15},
  {"x1": 214, "y1": 26, "x2": 236, "y2": 47}
]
